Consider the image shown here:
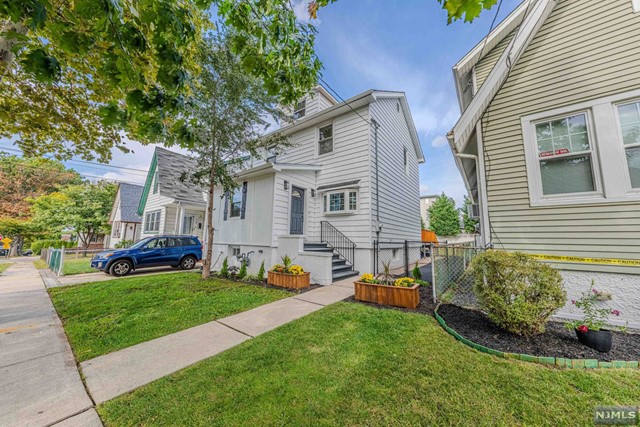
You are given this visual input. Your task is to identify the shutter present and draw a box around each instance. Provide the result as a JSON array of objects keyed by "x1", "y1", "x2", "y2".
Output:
[
  {"x1": 240, "y1": 181, "x2": 248, "y2": 219},
  {"x1": 223, "y1": 191, "x2": 229, "y2": 220}
]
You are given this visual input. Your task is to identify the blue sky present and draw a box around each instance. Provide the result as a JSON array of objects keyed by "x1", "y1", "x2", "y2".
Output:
[{"x1": 2, "y1": 0, "x2": 521, "y2": 206}]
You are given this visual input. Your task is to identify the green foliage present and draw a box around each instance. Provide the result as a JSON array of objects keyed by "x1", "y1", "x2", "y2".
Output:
[
  {"x1": 420, "y1": 217, "x2": 427, "y2": 231},
  {"x1": 30, "y1": 182, "x2": 117, "y2": 247},
  {"x1": 566, "y1": 281, "x2": 620, "y2": 332},
  {"x1": 115, "y1": 239, "x2": 134, "y2": 249},
  {"x1": 220, "y1": 257, "x2": 229, "y2": 278},
  {"x1": 468, "y1": 251, "x2": 566, "y2": 337},
  {"x1": 30, "y1": 239, "x2": 75, "y2": 255},
  {"x1": 437, "y1": 0, "x2": 498, "y2": 23},
  {"x1": 427, "y1": 193, "x2": 460, "y2": 237},
  {"x1": 461, "y1": 196, "x2": 479, "y2": 234},
  {"x1": 412, "y1": 262, "x2": 422, "y2": 281},
  {"x1": 257, "y1": 261, "x2": 265, "y2": 282},
  {"x1": 238, "y1": 260, "x2": 247, "y2": 280},
  {"x1": 2, "y1": 0, "x2": 331, "y2": 161}
]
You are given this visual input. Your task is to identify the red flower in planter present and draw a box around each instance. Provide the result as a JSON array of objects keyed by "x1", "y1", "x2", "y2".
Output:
[
  {"x1": 611, "y1": 309, "x2": 621, "y2": 316},
  {"x1": 577, "y1": 325, "x2": 589, "y2": 333}
]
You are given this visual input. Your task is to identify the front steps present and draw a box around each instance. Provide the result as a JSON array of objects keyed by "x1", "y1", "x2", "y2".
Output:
[{"x1": 303, "y1": 242, "x2": 359, "y2": 282}]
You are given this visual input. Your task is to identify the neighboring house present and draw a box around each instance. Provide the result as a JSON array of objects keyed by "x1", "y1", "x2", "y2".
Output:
[
  {"x1": 105, "y1": 183, "x2": 144, "y2": 248},
  {"x1": 138, "y1": 147, "x2": 207, "y2": 240},
  {"x1": 447, "y1": 0, "x2": 640, "y2": 327},
  {"x1": 210, "y1": 86, "x2": 424, "y2": 285},
  {"x1": 61, "y1": 231, "x2": 106, "y2": 249},
  {"x1": 419, "y1": 194, "x2": 438, "y2": 229}
]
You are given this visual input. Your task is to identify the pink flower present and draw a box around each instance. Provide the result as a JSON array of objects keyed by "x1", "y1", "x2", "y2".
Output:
[
  {"x1": 577, "y1": 325, "x2": 589, "y2": 333},
  {"x1": 611, "y1": 309, "x2": 621, "y2": 316},
  {"x1": 571, "y1": 299, "x2": 576, "y2": 305},
  {"x1": 592, "y1": 288, "x2": 599, "y2": 295}
]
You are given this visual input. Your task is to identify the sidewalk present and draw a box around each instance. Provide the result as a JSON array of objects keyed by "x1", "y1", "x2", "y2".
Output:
[
  {"x1": 81, "y1": 278, "x2": 355, "y2": 404},
  {"x1": 0, "y1": 261, "x2": 100, "y2": 426}
]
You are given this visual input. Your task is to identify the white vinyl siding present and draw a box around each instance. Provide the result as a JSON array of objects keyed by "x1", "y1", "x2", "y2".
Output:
[
  {"x1": 369, "y1": 97, "x2": 421, "y2": 242},
  {"x1": 474, "y1": 30, "x2": 516, "y2": 93},
  {"x1": 478, "y1": 0, "x2": 640, "y2": 273}
]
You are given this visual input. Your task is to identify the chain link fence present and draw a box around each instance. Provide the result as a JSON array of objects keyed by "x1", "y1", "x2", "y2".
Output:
[
  {"x1": 374, "y1": 240, "x2": 433, "y2": 282},
  {"x1": 431, "y1": 244, "x2": 484, "y2": 308},
  {"x1": 41, "y1": 247, "x2": 103, "y2": 276}
]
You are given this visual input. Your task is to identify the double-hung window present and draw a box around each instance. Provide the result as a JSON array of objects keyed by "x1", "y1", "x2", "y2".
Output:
[
  {"x1": 293, "y1": 100, "x2": 306, "y2": 119},
  {"x1": 533, "y1": 113, "x2": 596, "y2": 196},
  {"x1": 616, "y1": 100, "x2": 640, "y2": 189},
  {"x1": 229, "y1": 188, "x2": 242, "y2": 218},
  {"x1": 318, "y1": 124, "x2": 333, "y2": 155},
  {"x1": 323, "y1": 189, "x2": 358, "y2": 214},
  {"x1": 144, "y1": 210, "x2": 161, "y2": 233}
]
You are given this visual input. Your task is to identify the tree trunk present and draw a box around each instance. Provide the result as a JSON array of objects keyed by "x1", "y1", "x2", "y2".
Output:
[{"x1": 201, "y1": 168, "x2": 217, "y2": 279}]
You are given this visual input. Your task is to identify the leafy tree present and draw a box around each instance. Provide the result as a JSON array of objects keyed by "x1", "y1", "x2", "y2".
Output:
[
  {"x1": 0, "y1": 217, "x2": 39, "y2": 256},
  {"x1": 461, "y1": 195, "x2": 479, "y2": 233},
  {"x1": 169, "y1": 32, "x2": 290, "y2": 279},
  {"x1": 427, "y1": 193, "x2": 460, "y2": 237},
  {"x1": 0, "y1": 153, "x2": 80, "y2": 218},
  {"x1": 437, "y1": 0, "x2": 499, "y2": 23},
  {"x1": 1, "y1": 0, "x2": 330, "y2": 161},
  {"x1": 31, "y1": 182, "x2": 117, "y2": 247}
]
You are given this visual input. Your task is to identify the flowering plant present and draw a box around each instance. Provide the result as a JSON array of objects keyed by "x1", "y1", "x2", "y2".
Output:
[
  {"x1": 270, "y1": 255, "x2": 305, "y2": 275},
  {"x1": 288, "y1": 265, "x2": 305, "y2": 275},
  {"x1": 566, "y1": 281, "x2": 620, "y2": 332},
  {"x1": 359, "y1": 273, "x2": 376, "y2": 283},
  {"x1": 393, "y1": 277, "x2": 415, "y2": 288},
  {"x1": 271, "y1": 264, "x2": 286, "y2": 273}
]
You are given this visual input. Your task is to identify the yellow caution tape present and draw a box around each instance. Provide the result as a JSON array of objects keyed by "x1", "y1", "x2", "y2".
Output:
[{"x1": 530, "y1": 254, "x2": 640, "y2": 267}]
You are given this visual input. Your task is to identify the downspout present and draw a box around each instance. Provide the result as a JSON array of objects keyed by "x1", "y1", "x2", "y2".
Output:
[{"x1": 371, "y1": 119, "x2": 381, "y2": 241}]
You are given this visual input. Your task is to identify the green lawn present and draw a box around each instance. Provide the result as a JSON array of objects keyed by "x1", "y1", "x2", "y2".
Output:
[
  {"x1": 62, "y1": 257, "x2": 94, "y2": 275},
  {"x1": 0, "y1": 262, "x2": 12, "y2": 275},
  {"x1": 49, "y1": 273, "x2": 289, "y2": 362},
  {"x1": 99, "y1": 302, "x2": 640, "y2": 427}
]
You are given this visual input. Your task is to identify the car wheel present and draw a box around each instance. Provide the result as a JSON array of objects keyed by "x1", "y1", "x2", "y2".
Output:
[
  {"x1": 109, "y1": 260, "x2": 132, "y2": 277},
  {"x1": 180, "y1": 256, "x2": 197, "y2": 270}
]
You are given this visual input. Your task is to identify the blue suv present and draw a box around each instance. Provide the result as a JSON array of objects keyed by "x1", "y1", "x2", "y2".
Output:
[{"x1": 91, "y1": 235, "x2": 203, "y2": 276}]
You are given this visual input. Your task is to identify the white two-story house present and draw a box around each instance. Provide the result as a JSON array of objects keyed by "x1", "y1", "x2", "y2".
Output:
[
  {"x1": 209, "y1": 86, "x2": 425, "y2": 284},
  {"x1": 138, "y1": 147, "x2": 207, "y2": 240}
]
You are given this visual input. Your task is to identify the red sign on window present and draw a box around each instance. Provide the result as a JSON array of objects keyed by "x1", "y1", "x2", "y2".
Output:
[
  {"x1": 555, "y1": 148, "x2": 570, "y2": 155},
  {"x1": 539, "y1": 151, "x2": 554, "y2": 158}
]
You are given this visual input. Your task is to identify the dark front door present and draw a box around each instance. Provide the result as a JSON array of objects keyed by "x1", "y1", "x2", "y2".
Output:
[{"x1": 290, "y1": 187, "x2": 305, "y2": 235}]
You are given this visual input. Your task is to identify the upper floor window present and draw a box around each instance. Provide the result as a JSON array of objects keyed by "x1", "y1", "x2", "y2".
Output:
[
  {"x1": 153, "y1": 171, "x2": 159, "y2": 194},
  {"x1": 318, "y1": 124, "x2": 333, "y2": 155},
  {"x1": 293, "y1": 100, "x2": 306, "y2": 119},
  {"x1": 533, "y1": 113, "x2": 596, "y2": 195},
  {"x1": 616, "y1": 100, "x2": 640, "y2": 188},
  {"x1": 229, "y1": 188, "x2": 242, "y2": 218}
]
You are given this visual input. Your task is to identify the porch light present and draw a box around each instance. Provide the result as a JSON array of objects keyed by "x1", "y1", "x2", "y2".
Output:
[
  {"x1": 284, "y1": 180, "x2": 289, "y2": 190},
  {"x1": 311, "y1": 189, "x2": 316, "y2": 197}
]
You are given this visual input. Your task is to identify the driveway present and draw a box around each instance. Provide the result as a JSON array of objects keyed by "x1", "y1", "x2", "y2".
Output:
[{"x1": 0, "y1": 261, "x2": 101, "y2": 426}]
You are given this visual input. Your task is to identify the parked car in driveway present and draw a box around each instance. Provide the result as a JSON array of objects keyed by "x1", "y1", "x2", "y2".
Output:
[{"x1": 91, "y1": 235, "x2": 202, "y2": 276}]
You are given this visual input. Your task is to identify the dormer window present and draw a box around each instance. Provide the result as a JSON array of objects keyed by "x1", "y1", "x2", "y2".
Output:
[{"x1": 293, "y1": 100, "x2": 306, "y2": 119}]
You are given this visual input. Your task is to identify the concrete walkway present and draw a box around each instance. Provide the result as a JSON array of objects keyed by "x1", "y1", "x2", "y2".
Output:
[
  {"x1": 81, "y1": 278, "x2": 355, "y2": 404},
  {"x1": 0, "y1": 260, "x2": 100, "y2": 427}
]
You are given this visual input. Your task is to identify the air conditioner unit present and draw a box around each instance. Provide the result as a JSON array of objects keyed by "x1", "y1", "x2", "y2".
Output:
[{"x1": 467, "y1": 203, "x2": 480, "y2": 220}]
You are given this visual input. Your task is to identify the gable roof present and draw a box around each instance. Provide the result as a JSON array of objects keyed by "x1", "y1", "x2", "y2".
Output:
[
  {"x1": 265, "y1": 89, "x2": 425, "y2": 163},
  {"x1": 118, "y1": 183, "x2": 144, "y2": 222},
  {"x1": 448, "y1": 0, "x2": 557, "y2": 154},
  {"x1": 137, "y1": 147, "x2": 206, "y2": 215}
]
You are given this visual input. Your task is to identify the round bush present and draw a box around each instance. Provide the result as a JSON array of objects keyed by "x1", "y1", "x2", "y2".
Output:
[{"x1": 468, "y1": 250, "x2": 566, "y2": 337}]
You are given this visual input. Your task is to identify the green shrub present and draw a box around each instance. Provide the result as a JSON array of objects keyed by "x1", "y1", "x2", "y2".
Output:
[
  {"x1": 412, "y1": 261, "x2": 422, "y2": 280},
  {"x1": 31, "y1": 239, "x2": 76, "y2": 255},
  {"x1": 468, "y1": 250, "x2": 566, "y2": 337},
  {"x1": 220, "y1": 257, "x2": 229, "y2": 278},
  {"x1": 115, "y1": 239, "x2": 134, "y2": 248},
  {"x1": 257, "y1": 261, "x2": 265, "y2": 282},
  {"x1": 237, "y1": 260, "x2": 247, "y2": 279}
]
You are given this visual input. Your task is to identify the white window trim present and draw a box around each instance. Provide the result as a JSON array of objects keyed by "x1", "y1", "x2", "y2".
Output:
[
  {"x1": 322, "y1": 188, "x2": 358, "y2": 215},
  {"x1": 521, "y1": 88, "x2": 640, "y2": 207},
  {"x1": 316, "y1": 122, "x2": 334, "y2": 157},
  {"x1": 613, "y1": 98, "x2": 640, "y2": 194},
  {"x1": 633, "y1": 0, "x2": 640, "y2": 13},
  {"x1": 144, "y1": 210, "x2": 161, "y2": 233}
]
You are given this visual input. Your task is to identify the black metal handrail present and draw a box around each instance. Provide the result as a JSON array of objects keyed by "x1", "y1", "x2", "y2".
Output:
[{"x1": 320, "y1": 221, "x2": 357, "y2": 268}]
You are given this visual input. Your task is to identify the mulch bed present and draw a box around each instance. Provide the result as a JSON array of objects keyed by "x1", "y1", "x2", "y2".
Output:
[
  {"x1": 438, "y1": 304, "x2": 640, "y2": 362},
  {"x1": 347, "y1": 284, "x2": 640, "y2": 362}
]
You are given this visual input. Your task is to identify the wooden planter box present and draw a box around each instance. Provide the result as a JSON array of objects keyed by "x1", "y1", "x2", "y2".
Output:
[
  {"x1": 267, "y1": 271, "x2": 311, "y2": 289},
  {"x1": 354, "y1": 281, "x2": 420, "y2": 309}
]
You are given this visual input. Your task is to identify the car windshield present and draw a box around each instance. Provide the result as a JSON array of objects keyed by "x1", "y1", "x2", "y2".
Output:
[{"x1": 129, "y1": 238, "x2": 153, "y2": 250}]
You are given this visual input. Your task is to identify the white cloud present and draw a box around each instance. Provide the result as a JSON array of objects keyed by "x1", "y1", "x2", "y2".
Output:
[
  {"x1": 291, "y1": 0, "x2": 319, "y2": 25},
  {"x1": 431, "y1": 135, "x2": 448, "y2": 148}
]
